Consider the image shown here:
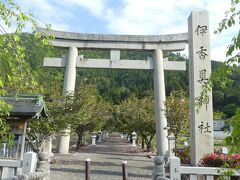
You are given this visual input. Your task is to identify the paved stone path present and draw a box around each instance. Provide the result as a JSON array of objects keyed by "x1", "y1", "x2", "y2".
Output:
[{"x1": 51, "y1": 134, "x2": 153, "y2": 180}]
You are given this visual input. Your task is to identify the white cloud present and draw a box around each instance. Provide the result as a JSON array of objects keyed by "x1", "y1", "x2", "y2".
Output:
[
  {"x1": 211, "y1": 45, "x2": 228, "y2": 61},
  {"x1": 60, "y1": 0, "x2": 107, "y2": 17},
  {"x1": 103, "y1": 0, "x2": 237, "y2": 61},
  {"x1": 104, "y1": 0, "x2": 205, "y2": 34},
  {"x1": 13, "y1": 0, "x2": 238, "y2": 61},
  {"x1": 106, "y1": 0, "x2": 186, "y2": 35},
  {"x1": 16, "y1": 0, "x2": 74, "y2": 31}
]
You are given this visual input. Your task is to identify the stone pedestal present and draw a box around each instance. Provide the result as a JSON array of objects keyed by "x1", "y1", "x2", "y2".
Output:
[
  {"x1": 37, "y1": 152, "x2": 51, "y2": 180},
  {"x1": 167, "y1": 134, "x2": 175, "y2": 157},
  {"x1": 56, "y1": 130, "x2": 70, "y2": 154},
  {"x1": 42, "y1": 137, "x2": 53, "y2": 156},
  {"x1": 152, "y1": 156, "x2": 169, "y2": 180}
]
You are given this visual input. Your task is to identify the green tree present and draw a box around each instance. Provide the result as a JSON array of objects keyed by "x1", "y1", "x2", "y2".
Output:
[
  {"x1": 59, "y1": 83, "x2": 110, "y2": 150},
  {"x1": 26, "y1": 91, "x2": 69, "y2": 153},
  {"x1": 0, "y1": 0, "x2": 51, "y2": 142},
  {"x1": 213, "y1": 0, "x2": 240, "y2": 153},
  {"x1": 114, "y1": 96, "x2": 156, "y2": 151},
  {"x1": 226, "y1": 108, "x2": 240, "y2": 153},
  {"x1": 165, "y1": 90, "x2": 189, "y2": 142}
]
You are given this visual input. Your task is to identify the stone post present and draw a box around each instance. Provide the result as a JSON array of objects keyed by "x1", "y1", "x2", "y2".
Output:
[
  {"x1": 22, "y1": 152, "x2": 37, "y2": 174},
  {"x1": 152, "y1": 156, "x2": 169, "y2": 180},
  {"x1": 167, "y1": 134, "x2": 175, "y2": 157},
  {"x1": 183, "y1": 141, "x2": 189, "y2": 146},
  {"x1": 188, "y1": 10, "x2": 213, "y2": 165},
  {"x1": 2, "y1": 142, "x2": 7, "y2": 156},
  {"x1": 91, "y1": 135, "x2": 96, "y2": 146},
  {"x1": 169, "y1": 157, "x2": 180, "y2": 180},
  {"x1": 85, "y1": 158, "x2": 91, "y2": 180},
  {"x1": 97, "y1": 131, "x2": 102, "y2": 143},
  {"x1": 153, "y1": 49, "x2": 168, "y2": 156},
  {"x1": 127, "y1": 135, "x2": 130, "y2": 142},
  {"x1": 102, "y1": 131, "x2": 107, "y2": 139},
  {"x1": 131, "y1": 132, "x2": 137, "y2": 147},
  {"x1": 20, "y1": 122, "x2": 27, "y2": 160},
  {"x1": 57, "y1": 47, "x2": 78, "y2": 154},
  {"x1": 221, "y1": 147, "x2": 228, "y2": 154}
]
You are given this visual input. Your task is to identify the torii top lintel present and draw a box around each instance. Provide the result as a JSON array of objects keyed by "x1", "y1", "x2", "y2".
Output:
[{"x1": 38, "y1": 28, "x2": 188, "y2": 51}]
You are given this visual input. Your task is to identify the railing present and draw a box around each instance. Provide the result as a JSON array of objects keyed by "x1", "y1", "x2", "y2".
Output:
[
  {"x1": 0, "y1": 142, "x2": 21, "y2": 159},
  {"x1": 0, "y1": 141, "x2": 33, "y2": 159},
  {"x1": 180, "y1": 166, "x2": 240, "y2": 180},
  {"x1": 0, "y1": 159, "x2": 23, "y2": 179},
  {"x1": 0, "y1": 152, "x2": 50, "y2": 180}
]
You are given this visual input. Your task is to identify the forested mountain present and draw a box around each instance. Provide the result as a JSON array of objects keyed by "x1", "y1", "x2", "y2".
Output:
[{"x1": 20, "y1": 33, "x2": 240, "y2": 118}]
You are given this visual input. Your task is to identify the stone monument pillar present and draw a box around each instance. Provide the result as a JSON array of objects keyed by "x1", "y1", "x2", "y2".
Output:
[
  {"x1": 57, "y1": 47, "x2": 78, "y2": 154},
  {"x1": 188, "y1": 10, "x2": 214, "y2": 165},
  {"x1": 153, "y1": 49, "x2": 168, "y2": 156}
]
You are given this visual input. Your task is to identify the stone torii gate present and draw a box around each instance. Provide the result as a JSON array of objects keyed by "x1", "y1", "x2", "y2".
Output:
[
  {"x1": 40, "y1": 28, "x2": 187, "y2": 156},
  {"x1": 39, "y1": 10, "x2": 214, "y2": 166}
]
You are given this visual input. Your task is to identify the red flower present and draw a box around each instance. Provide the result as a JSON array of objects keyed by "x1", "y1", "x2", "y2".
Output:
[{"x1": 199, "y1": 153, "x2": 240, "y2": 168}]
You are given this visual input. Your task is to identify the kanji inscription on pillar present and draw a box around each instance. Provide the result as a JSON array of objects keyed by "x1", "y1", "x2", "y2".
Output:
[{"x1": 188, "y1": 10, "x2": 214, "y2": 166}]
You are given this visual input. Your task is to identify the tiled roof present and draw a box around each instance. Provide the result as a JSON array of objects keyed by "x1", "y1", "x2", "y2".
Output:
[{"x1": 1, "y1": 94, "x2": 48, "y2": 118}]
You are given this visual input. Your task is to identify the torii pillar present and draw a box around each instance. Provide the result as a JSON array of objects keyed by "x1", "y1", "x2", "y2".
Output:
[
  {"x1": 154, "y1": 49, "x2": 168, "y2": 156},
  {"x1": 56, "y1": 47, "x2": 78, "y2": 154}
]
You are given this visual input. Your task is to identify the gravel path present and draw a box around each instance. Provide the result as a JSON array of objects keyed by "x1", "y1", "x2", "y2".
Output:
[{"x1": 50, "y1": 134, "x2": 154, "y2": 180}]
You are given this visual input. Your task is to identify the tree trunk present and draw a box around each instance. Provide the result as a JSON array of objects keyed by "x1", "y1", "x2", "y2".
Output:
[
  {"x1": 146, "y1": 141, "x2": 151, "y2": 152},
  {"x1": 145, "y1": 135, "x2": 154, "y2": 152},
  {"x1": 141, "y1": 137, "x2": 145, "y2": 149},
  {"x1": 76, "y1": 133, "x2": 83, "y2": 150}
]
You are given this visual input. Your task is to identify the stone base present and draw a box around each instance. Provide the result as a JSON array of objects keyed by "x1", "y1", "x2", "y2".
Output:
[{"x1": 56, "y1": 134, "x2": 70, "y2": 154}]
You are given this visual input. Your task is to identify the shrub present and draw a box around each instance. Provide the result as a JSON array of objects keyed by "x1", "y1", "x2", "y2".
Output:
[
  {"x1": 199, "y1": 153, "x2": 240, "y2": 168},
  {"x1": 175, "y1": 147, "x2": 191, "y2": 164}
]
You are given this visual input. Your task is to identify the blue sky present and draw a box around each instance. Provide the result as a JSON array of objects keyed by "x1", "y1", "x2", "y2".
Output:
[{"x1": 16, "y1": 0, "x2": 239, "y2": 61}]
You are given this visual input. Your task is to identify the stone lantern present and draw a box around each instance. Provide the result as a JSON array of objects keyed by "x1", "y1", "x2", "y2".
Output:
[
  {"x1": 91, "y1": 133, "x2": 97, "y2": 146},
  {"x1": 131, "y1": 132, "x2": 137, "y2": 147}
]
